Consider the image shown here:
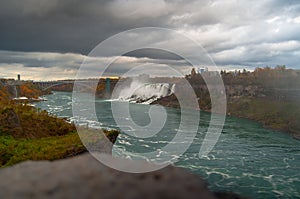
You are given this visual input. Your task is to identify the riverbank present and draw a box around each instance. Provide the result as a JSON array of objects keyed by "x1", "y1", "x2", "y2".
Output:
[
  {"x1": 0, "y1": 80, "x2": 51, "y2": 101},
  {"x1": 0, "y1": 99, "x2": 119, "y2": 167},
  {"x1": 151, "y1": 67, "x2": 300, "y2": 136},
  {"x1": 227, "y1": 96, "x2": 300, "y2": 135},
  {"x1": 153, "y1": 95, "x2": 300, "y2": 136},
  {"x1": 0, "y1": 81, "x2": 119, "y2": 167}
]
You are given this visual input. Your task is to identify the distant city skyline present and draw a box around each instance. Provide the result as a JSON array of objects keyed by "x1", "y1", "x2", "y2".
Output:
[{"x1": 0, "y1": 0, "x2": 300, "y2": 80}]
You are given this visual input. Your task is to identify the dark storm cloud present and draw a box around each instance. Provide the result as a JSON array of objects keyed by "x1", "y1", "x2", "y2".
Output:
[
  {"x1": 0, "y1": 0, "x2": 220, "y2": 55},
  {"x1": 0, "y1": 50, "x2": 85, "y2": 68},
  {"x1": 0, "y1": 0, "x2": 178, "y2": 54},
  {"x1": 0, "y1": 0, "x2": 120, "y2": 54},
  {"x1": 125, "y1": 49, "x2": 182, "y2": 60},
  {"x1": 0, "y1": 0, "x2": 300, "y2": 80}
]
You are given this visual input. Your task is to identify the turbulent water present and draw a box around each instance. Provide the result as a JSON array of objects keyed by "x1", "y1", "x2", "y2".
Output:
[
  {"x1": 114, "y1": 81, "x2": 175, "y2": 104},
  {"x1": 35, "y1": 91, "x2": 300, "y2": 199}
]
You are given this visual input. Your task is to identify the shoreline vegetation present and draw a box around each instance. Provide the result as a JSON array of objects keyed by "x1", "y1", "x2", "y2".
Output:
[
  {"x1": 0, "y1": 83, "x2": 119, "y2": 167},
  {"x1": 153, "y1": 66, "x2": 300, "y2": 136},
  {"x1": 154, "y1": 94, "x2": 300, "y2": 136}
]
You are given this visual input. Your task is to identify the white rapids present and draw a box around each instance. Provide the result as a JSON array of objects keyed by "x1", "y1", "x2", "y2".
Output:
[{"x1": 116, "y1": 81, "x2": 175, "y2": 104}]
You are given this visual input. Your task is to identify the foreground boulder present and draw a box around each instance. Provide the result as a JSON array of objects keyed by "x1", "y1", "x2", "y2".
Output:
[{"x1": 0, "y1": 153, "x2": 242, "y2": 199}]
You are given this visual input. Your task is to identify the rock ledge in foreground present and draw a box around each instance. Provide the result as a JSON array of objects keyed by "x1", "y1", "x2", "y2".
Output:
[{"x1": 0, "y1": 153, "x2": 243, "y2": 199}]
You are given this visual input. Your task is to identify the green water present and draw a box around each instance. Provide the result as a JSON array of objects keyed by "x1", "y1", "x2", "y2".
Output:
[{"x1": 36, "y1": 92, "x2": 300, "y2": 199}]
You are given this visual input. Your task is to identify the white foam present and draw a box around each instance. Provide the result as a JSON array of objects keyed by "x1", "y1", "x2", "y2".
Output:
[{"x1": 116, "y1": 81, "x2": 175, "y2": 104}]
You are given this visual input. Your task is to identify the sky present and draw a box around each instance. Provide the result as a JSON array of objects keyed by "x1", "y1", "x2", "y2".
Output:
[{"x1": 0, "y1": 0, "x2": 300, "y2": 80}]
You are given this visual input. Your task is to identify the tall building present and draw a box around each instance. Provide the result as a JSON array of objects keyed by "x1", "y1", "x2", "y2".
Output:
[{"x1": 17, "y1": 74, "x2": 21, "y2": 81}]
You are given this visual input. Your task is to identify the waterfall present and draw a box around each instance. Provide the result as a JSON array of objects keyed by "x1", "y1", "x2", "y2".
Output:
[
  {"x1": 117, "y1": 81, "x2": 175, "y2": 104},
  {"x1": 170, "y1": 83, "x2": 176, "y2": 94}
]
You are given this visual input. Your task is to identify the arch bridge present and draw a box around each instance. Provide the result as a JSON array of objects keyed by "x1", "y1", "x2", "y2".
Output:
[{"x1": 33, "y1": 79, "x2": 112, "y2": 93}]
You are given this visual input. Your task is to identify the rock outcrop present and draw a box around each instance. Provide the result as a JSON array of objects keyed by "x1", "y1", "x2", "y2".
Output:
[{"x1": 0, "y1": 153, "x2": 243, "y2": 199}]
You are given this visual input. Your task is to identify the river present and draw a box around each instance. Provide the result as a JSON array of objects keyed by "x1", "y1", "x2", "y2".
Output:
[{"x1": 35, "y1": 91, "x2": 300, "y2": 199}]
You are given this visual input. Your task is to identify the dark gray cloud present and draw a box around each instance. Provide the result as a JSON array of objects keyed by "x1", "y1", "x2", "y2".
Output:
[
  {"x1": 125, "y1": 49, "x2": 182, "y2": 60},
  {"x1": 0, "y1": 50, "x2": 191, "y2": 80},
  {"x1": 0, "y1": 0, "x2": 118, "y2": 54},
  {"x1": 0, "y1": 0, "x2": 176, "y2": 54},
  {"x1": 0, "y1": 0, "x2": 300, "y2": 80}
]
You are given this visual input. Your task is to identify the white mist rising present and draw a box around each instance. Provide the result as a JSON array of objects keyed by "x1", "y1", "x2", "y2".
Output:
[{"x1": 116, "y1": 81, "x2": 175, "y2": 104}]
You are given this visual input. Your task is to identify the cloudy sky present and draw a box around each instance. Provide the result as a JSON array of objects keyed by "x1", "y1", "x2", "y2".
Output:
[{"x1": 0, "y1": 0, "x2": 300, "y2": 80}]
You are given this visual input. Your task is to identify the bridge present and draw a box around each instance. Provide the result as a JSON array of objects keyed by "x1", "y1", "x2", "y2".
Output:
[
  {"x1": 33, "y1": 80, "x2": 99, "y2": 91},
  {"x1": 33, "y1": 79, "x2": 113, "y2": 94},
  {"x1": 1, "y1": 77, "x2": 115, "y2": 98}
]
